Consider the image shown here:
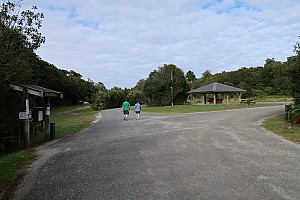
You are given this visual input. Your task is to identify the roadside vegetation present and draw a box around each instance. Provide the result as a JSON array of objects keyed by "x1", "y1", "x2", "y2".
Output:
[
  {"x1": 0, "y1": 149, "x2": 36, "y2": 199},
  {"x1": 254, "y1": 96, "x2": 293, "y2": 102},
  {"x1": 262, "y1": 114, "x2": 300, "y2": 143}
]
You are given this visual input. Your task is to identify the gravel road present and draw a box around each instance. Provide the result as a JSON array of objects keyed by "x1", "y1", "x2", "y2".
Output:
[{"x1": 13, "y1": 105, "x2": 300, "y2": 200}]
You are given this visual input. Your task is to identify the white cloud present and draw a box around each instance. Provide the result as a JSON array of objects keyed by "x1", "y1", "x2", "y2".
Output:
[{"x1": 21, "y1": 0, "x2": 300, "y2": 88}]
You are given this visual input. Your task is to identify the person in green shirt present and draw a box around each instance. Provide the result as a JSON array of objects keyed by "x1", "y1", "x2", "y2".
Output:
[{"x1": 122, "y1": 99, "x2": 130, "y2": 121}]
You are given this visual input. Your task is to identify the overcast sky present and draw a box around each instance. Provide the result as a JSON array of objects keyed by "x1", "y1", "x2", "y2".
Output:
[{"x1": 22, "y1": 0, "x2": 300, "y2": 89}]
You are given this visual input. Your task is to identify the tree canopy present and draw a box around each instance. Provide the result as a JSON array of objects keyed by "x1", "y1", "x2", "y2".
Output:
[{"x1": 143, "y1": 64, "x2": 189, "y2": 106}]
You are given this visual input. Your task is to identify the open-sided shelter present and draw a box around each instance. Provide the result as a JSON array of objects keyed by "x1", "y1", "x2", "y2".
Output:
[{"x1": 187, "y1": 82, "x2": 246, "y2": 105}]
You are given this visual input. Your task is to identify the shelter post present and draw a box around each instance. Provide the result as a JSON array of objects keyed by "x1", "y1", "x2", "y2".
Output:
[
  {"x1": 45, "y1": 97, "x2": 51, "y2": 140},
  {"x1": 202, "y1": 95, "x2": 205, "y2": 105},
  {"x1": 24, "y1": 91, "x2": 30, "y2": 148},
  {"x1": 226, "y1": 94, "x2": 229, "y2": 105},
  {"x1": 239, "y1": 93, "x2": 242, "y2": 102},
  {"x1": 214, "y1": 93, "x2": 217, "y2": 104}
]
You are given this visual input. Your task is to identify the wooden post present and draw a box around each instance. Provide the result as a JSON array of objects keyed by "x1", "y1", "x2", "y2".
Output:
[
  {"x1": 239, "y1": 93, "x2": 242, "y2": 103},
  {"x1": 45, "y1": 97, "x2": 50, "y2": 140},
  {"x1": 171, "y1": 71, "x2": 174, "y2": 106},
  {"x1": 214, "y1": 93, "x2": 217, "y2": 104},
  {"x1": 226, "y1": 94, "x2": 229, "y2": 105},
  {"x1": 25, "y1": 91, "x2": 30, "y2": 148},
  {"x1": 202, "y1": 94, "x2": 205, "y2": 105}
]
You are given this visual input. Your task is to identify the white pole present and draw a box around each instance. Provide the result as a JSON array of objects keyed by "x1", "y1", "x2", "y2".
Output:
[
  {"x1": 171, "y1": 71, "x2": 174, "y2": 106},
  {"x1": 227, "y1": 94, "x2": 229, "y2": 105},
  {"x1": 25, "y1": 95, "x2": 30, "y2": 148},
  {"x1": 45, "y1": 97, "x2": 51, "y2": 140}
]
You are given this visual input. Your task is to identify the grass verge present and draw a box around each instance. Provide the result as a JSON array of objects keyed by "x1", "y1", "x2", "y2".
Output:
[
  {"x1": 262, "y1": 114, "x2": 300, "y2": 143},
  {"x1": 30, "y1": 105, "x2": 100, "y2": 145},
  {"x1": 0, "y1": 149, "x2": 37, "y2": 199},
  {"x1": 142, "y1": 103, "x2": 279, "y2": 114},
  {"x1": 254, "y1": 96, "x2": 293, "y2": 102},
  {"x1": 0, "y1": 105, "x2": 100, "y2": 199}
]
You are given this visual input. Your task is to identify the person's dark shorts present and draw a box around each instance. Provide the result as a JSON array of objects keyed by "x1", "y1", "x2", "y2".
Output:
[
  {"x1": 135, "y1": 111, "x2": 140, "y2": 114},
  {"x1": 123, "y1": 110, "x2": 129, "y2": 115}
]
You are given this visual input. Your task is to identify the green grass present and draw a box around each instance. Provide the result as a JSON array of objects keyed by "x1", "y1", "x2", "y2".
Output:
[
  {"x1": 50, "y1": 106, "x2": 99, "y2": 138},
  {"x1": 30, "y1": 105, "x2": 99, "y2": 143},
  {"x1": 255, "y1": 96, "x2": 293, "y2": 102},
  {"x1": 262, "y1": 114, "x2": 300, "y2": 143},
  {"x1": 142, "y1": 103, "x2": 278, "y2": 114},
  {"x1": 0, "y1": 150, "x2": 37, "y2": 197}
]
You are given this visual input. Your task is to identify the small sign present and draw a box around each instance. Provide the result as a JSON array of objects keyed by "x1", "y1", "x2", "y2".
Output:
[
  {"x1": 19, "y1": 112, "x2": 28, "y2": 119},
  {"x1": 44, "y1": 92, "x2": 58, "y2": 97},
  {"x1": 38, "y1": 111, "x2": 44, "y2": 121},
  {"x1": 46, "y1": 107, "x2": 50, "y2": 116}
]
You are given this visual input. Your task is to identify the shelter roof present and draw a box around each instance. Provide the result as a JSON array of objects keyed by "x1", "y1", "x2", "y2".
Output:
[
  {"x1": 10, "y1": 84, "x2": 63, "y2": 98},
  {"x1": 187, "y1": 82, "x2": 246, "y2": 94}
]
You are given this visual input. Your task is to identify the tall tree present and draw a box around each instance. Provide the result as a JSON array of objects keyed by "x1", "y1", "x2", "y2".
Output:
[
  {"x1": 0, "y1": 0, "x2": 45, "y2": 85},
  {"x1": 186, "y1": 70, "x2": 196, "y2": 82},
  {"x1": 0, "y1": 0, "x2": 45, "y2": 151},
  {"x1": 290, "y1": 37, "x2": 300, "y2": 104},
  {"x1": 144, "y1": 64, "x2": 189, "y2": 106},
  {"x1": 0, "y1": 0, "x2": 45, "y2": 50}
]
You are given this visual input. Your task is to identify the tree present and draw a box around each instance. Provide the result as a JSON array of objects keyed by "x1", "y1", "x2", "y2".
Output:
[
  {"x1": 260, "y1": 58, "x2": 292, "y2": 96},
  {"x1": 191, "y1": 69, "x2": 215, "y2": 89},
  {"x1": 133, "y1": 79, "x2": 145, "y2": 91},
  {"x1": 186, "y1": 70, "x2": 196, "y2": 82},
  {"x1": 0, "y1": 0, "x2": 45, "y2": 104},
  {"x1": 0, "y1": 1, "x2": 46, "y2": 151},
  {"x1": 95, "y1": 82, "x2": 107, "y2": 92},
  {"x1": 91, "y1": 90, "x2": 109, "y2": 110},
  {"x1": 202, "y1": 70, "x2": 212, "y2": 79},
  {"x1": 290, "y1": 37, "x2": 300, "y2": 104},
  {"x1": 0, "y1": 0, "x2": 45, "y2": 50},
  {"x1": 144, "y1": 64, "x2": 189, "y2": 106}
]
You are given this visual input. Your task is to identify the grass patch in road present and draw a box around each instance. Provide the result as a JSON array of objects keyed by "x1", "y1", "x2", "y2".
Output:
[
  {"x1": 142, "y1": 104, "x2": 279, "y2": 114},
  {"x1": 0, "y1": 150, "x2": 37, "y2": 199},
  {"x1": 262, "y1": 114, "x2": 300, "y2": 143}
]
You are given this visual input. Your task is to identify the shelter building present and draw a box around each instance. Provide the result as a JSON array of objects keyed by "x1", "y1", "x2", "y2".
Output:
[{"x1": 187, "y1": 82, "x2": 246, "y2": 105}]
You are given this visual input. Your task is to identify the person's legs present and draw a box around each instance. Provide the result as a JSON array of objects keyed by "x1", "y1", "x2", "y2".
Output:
[{"x1": 124, "y1": 110, "x2": 129, "y2": 120}]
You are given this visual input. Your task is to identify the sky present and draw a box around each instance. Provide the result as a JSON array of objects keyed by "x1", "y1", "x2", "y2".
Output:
[{"x1": 21, "y1": 0, "x2": 300, "y2": 89}]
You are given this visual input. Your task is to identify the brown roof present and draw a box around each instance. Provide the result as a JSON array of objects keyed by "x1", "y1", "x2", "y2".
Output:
[{"x1": 10, "y1": 84, "x2": 63, "y2": 98}]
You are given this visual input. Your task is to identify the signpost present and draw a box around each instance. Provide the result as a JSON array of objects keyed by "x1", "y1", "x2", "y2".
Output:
[{"x1": 10, "y1": 84, "x2": 63, "y2": 148}]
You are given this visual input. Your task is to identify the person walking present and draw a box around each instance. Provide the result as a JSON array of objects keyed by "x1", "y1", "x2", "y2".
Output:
[
  {"x1": 122, "y1": 99, "x2": 130, "y2": 121},
  {"x1": 134, "y1": 101, "x2": 141, "y2": 120}
]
